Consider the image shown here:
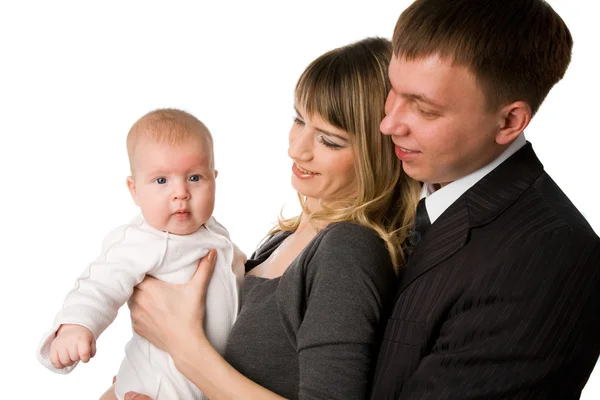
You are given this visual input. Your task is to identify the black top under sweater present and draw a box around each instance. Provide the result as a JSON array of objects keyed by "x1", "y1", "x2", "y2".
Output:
[{"x1": 223, "y1": 222, "x2": 397, "y2": 400}]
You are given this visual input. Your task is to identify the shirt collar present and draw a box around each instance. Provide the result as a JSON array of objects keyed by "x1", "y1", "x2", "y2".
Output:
[{"x1": 421, "y1": 133, "x2": 527, "y2": 223}]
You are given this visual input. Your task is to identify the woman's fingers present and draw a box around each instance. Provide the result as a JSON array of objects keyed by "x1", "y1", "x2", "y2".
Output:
[
  {"x1": 124, "y1": 392, "x2": 153, "y2": 400},
  {"x1": 125, "y1": 250, "x2": 216, "y2": 354},
  {"x1": 135, "y1": 274, "x2": 161, "y2": 291},
  {"x1": 189, "y1": 249, "x2": 217, "y2": 296}
]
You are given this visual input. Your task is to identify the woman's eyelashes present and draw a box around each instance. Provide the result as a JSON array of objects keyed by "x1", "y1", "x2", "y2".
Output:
[
  {"x1": 293, "y1": 116, "x2": 344, "y2": 150},
  {"x1": 318, "y1": 135, "x2": 343, "y2": 150}
]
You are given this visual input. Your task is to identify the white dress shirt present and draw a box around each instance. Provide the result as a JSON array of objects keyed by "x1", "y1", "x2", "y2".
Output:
[{"x1": 422, "y1": 134, "x2": 527, "y2": 223}]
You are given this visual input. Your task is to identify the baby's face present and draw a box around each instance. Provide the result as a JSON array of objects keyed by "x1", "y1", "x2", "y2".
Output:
[{"x1": 127, "y1": 136, "x2": 216, "y2": 235}]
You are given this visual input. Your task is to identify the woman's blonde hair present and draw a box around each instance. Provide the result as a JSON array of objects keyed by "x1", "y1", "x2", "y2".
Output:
[{"x1": 271, "y1": 37, "x2": 420, "y2": 271}]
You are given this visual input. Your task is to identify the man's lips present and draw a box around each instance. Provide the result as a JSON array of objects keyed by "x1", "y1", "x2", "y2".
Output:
[{"x1": 394, "y1": 145, "x2": 420, "y2": 160}]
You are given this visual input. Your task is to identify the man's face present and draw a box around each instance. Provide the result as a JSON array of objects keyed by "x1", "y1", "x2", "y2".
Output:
[{"x1": 381, "y1": 54, "x2": 504, "y2": 186}]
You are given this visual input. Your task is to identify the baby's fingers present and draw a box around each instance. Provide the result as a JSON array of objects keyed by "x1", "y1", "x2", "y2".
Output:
[
  {"x1": 68, "y1": 342, "x2": 81, "y2": 364},
  {"x1": 78, "y1": 341, "x2": 93, "y2": 363},
  {"x1": 59, "y1": 347, "x2": 75, "y2": 367},
  {"x1": 50, "y1": 349, "x2": 65, "y2": 369}
]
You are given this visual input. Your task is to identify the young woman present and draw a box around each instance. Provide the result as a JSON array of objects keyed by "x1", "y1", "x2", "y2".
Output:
[{"x1": 124, "y1": 37, "x2": 420, "y2": 400}]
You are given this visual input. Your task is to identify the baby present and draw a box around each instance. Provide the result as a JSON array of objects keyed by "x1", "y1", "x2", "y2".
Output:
[{"x1": 37, "y1": 108, "x2": 245, "y2": 399}]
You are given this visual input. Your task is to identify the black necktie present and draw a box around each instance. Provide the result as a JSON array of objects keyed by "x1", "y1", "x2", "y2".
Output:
[{"x1": 407, "y1": 198, "x2": 431, "y2": 255}]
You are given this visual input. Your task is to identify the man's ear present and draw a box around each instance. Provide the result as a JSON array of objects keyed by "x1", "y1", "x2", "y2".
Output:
[
  {"x1": 126, "y1": 176, "x2": 139, "y2": 206},
  {"x1": 495, "y1": 100, "x2": 532, "y2": 145},
  {"x1": 214, "y1": 170, "x2": 219, "y2": 179}
]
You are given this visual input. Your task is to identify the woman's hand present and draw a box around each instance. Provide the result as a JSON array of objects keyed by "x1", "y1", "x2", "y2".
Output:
[
  {"x1": 111, "y1": 377, "x2": 152, "y2": 400},
  {"x1": 127, "y1": 249, "x2": 217, "y2": 356},
  {"x1": 124, "y1": 392, "x2": 152, "y2": 400},
  {"x1": 124, "y1": 249, "x2": 284, "y2": 400}
]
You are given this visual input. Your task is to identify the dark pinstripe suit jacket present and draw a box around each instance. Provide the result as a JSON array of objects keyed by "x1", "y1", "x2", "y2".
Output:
[{"x1": 370, "y1": 143, "x2": 600, "y2": 399}]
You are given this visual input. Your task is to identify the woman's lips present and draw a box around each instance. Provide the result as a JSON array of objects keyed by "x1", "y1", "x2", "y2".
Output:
[{"x1": 292, "y1": 163, "x2": 318, "y2": 179}]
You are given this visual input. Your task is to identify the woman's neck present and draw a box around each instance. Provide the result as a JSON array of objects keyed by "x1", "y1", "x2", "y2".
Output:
[{"x1": 296, "y1": 212, "x2": 327, "y2": 234}]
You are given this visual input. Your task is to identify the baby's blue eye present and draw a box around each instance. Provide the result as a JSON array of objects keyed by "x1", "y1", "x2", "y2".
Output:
[
  {"x1": 156, "y1": 177, "x2": 167, "y2": 184},
  {"x1": 189, "y1": 175, "x2": 201, "y2": 182}
]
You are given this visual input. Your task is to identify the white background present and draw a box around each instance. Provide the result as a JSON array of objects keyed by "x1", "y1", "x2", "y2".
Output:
[{"x1": 1, "y1": 0, "x2": 598, "y2": 398}]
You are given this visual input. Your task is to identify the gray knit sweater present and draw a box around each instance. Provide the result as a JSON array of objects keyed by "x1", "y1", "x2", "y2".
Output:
[{"x1": 223, "y1": 222, "x2": 397, "y2": 400}]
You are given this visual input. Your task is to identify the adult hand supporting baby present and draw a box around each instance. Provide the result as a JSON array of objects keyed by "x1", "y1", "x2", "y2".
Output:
[
  {"x1": 127, "y1": 249, "x2": 217, "y2": 356},
  {"x1": 123, "y1": 392, "x2": 152, "y2": 400}
]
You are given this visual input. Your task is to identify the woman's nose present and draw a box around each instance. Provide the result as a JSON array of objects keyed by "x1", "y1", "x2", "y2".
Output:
[{"x1": 288, "y1": 131, "x2": 313, "y2": 161}]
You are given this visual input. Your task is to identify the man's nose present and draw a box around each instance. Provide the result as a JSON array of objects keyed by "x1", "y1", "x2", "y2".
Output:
[{"x1": 381, "y1": 95, "x2": 409, "y2": 136}]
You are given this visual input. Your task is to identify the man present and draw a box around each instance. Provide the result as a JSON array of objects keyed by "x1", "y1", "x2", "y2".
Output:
[{"x1": 370, "y1": 0, "x2": 600, "y2": 398}]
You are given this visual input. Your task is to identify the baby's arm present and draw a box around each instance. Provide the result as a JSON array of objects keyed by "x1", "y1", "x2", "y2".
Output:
[{"x1": 37, "y1": 222, "x2": 164, "y2": 373}]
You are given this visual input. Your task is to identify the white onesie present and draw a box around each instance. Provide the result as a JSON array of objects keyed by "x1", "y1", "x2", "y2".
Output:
[{"x1": 37, "y1": 214, "x2": 245, "y2": 400}]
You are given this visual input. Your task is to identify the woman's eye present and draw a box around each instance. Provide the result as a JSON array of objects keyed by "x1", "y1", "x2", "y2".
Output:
[
  {"x1": 318, "y1": 135, "x2": 342, "y2": 150},
  {"x1": 293, "y1": 116, "x2": 305, "y2": 126},
  {"x1": 155, "y1": 177, "x2": 167, "y2": 184},
  {"x1": 189, "y1": 175, "x2": 201, "y2": 182}
]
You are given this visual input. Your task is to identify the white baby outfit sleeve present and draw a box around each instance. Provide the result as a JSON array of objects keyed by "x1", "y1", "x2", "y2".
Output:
[
  {"x1": 37, "y1": 215, "x2": 165, "y2": 373},
  {"x1": 37, "y1": 215, "x2": 245, "y2": 400}
]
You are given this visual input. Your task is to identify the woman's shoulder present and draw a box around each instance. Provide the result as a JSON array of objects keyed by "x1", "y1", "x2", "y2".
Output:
[
  {"x1": 300, "y1": 221, "x2": 394, "y2": 280},
  {"x1": 276, "y1": 221, "x2": 397, "y2": 322},
  {"x1": 313, "y1": 221, "x2": 388, "y2": 254}
]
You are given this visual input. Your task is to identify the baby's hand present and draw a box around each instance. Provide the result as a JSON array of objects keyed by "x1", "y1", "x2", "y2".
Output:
[{"x1": 49, "y1": 324, "x2": 96, "y2": 369}]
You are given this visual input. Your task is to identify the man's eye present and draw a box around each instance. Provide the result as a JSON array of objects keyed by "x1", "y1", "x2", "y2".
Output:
[
  {"x1": 416, "y1": 105, "x2": 437, "y2": 118},
  {"x1": 189, "y1": 175, "x2": 201, "y2": 182},
  {"x1": 155, "y1": 177, "x2": 167, "y2": 184}
]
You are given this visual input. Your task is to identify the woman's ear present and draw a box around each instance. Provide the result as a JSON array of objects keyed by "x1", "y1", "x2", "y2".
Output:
[
  {"x1": 126, "y1": 176, "x2": 139, "y2": 206},
  {"x1": 495, "y1": 100, "x2": 532, "y2": 145}
]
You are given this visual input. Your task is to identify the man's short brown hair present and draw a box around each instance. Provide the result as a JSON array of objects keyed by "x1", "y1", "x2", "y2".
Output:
[{"x1": 392, "y1": 0, "x2": 573, "y2": 114}]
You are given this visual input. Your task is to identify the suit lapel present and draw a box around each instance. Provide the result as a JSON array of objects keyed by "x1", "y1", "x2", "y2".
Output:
[
  {"x1": 397, "y1": 142, "x2": 544, "y2": 295},
  {"x1": 398, "y1": 197, "x2": 470, "y2": 293}
]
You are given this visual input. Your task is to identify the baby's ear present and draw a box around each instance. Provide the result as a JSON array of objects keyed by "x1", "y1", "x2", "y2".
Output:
[
  {"x1": 126, "y1": 176, "x2": 139, "y2": 206},
  {"x1": 214, "y1": 170, "x2": 219, "y2": 179}
]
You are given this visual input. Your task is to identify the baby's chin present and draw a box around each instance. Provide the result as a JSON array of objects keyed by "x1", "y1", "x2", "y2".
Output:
[
  {"x1": 165, "y1": 226, "x2": 203, "y2": 236},
  {"x1": 145, "y1": 216, "x2": 206, "y2": 236},
  {"x1": 163, "y1": 220, "x2": 206, "y2": 236}
]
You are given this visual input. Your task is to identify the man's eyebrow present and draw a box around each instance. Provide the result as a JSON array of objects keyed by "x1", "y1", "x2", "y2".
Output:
[
  {"x1": 401, "y1": 92, "x2": 444, "y2": 108},
  {"x1": 293, "y1": 106, "x2": 349, "y2": 142}
]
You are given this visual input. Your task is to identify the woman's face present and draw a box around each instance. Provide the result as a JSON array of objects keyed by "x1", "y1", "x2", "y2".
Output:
[{"x1": 288, "y1": 104, "x2": 357, "y2": 211}]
